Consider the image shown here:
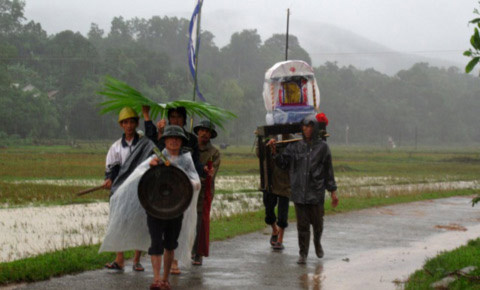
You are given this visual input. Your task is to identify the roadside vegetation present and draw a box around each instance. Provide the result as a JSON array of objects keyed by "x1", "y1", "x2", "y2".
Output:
[{"x1": 405, "y1": 238, "x2": 480, "y2": 289}]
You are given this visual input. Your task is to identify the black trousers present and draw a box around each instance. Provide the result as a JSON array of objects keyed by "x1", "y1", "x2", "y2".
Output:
[
  {"x1": 294, "y1": 203, "x2": 324, "y2": 257},
  {"x1": 263, "y1": 191, "x2": 290, "y2": 229},
  {"x1": 147, "y1": 214, "x2": 183, "y2": 256}
]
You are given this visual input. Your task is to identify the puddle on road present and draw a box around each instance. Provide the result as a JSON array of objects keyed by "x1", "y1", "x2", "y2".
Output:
[
  {"x1": 312, "y1": 224, "x2": 480, "y2": 290},
  {"x1": 299, "y1": 264, "x2": 324, "y2": 290}
]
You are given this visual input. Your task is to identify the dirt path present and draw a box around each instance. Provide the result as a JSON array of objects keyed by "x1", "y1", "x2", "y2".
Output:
[{"x1": 9, "y1": 196, "x2": 480, "y2": 290}]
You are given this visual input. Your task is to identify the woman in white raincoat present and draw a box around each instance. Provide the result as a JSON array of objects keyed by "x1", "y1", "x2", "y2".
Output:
[{"x1": 100, "y1": 125, "x2": 200, "y2": 290}]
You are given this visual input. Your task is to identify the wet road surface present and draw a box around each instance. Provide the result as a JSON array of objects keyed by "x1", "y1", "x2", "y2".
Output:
[{"x1": 10, "y1": 196, "x2": 480, "y2": 289}]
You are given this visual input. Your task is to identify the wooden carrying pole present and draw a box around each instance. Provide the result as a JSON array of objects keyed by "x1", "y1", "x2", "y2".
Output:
[{"x1": 76, "y1": 185, "x2": 104, "y2": 196}]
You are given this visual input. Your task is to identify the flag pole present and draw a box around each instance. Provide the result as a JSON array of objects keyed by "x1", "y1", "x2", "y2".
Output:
[{"x1": 190, "y1": 0, "x2": 203, "y2": 132}]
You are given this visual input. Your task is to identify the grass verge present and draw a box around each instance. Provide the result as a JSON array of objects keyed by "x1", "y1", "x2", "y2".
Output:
[
  {"x1": 0, "y1": 245, "x2": 133, "y2": 285},
  {"x1": 0, "y1": 188, "x2": 476, "y2": 286},
  {"x1": 404, "y1": 238, "x2": 480, "y2": 290}
]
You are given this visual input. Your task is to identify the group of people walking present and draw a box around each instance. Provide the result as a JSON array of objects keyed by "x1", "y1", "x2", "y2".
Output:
[
  {"x1": 101, "y1": 106, "x2": 220, "y2": 290},
  {"x1": 99, "y1": 106, "x2": 337, "y2": 289}
]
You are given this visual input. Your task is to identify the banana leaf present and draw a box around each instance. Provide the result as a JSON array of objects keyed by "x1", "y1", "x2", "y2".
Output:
[{"x1": 98, "y1": 76, "x2": 236, "y2": 129}]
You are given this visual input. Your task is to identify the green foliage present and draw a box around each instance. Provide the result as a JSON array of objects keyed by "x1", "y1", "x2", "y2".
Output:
[
  {"x1": 472, "y1": 195, "x2": 480, "y2": 206},
  {"x1": 0, "y1": 245, "x2": 130, "y2": 285},
  {"x1": 98, "y1": 77, "x2": 236, "y2": 129},
  {"x1": 1, "y1": 3, "x2": 480, "y2": 144},
  {"x1": 405, "y1": 238, "x2": 480, "y2": 289},
  {"x1": 464, "y1": 3, "x2": 480, "y2": 74}
]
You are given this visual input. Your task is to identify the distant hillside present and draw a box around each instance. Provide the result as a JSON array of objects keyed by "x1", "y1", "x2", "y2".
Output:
[
  {"x1": 296, "y1": 20, "x2": 462, "y2": 75},
  {"x1": 202, "y1": 11, "x2": 463, "y2": 75}
]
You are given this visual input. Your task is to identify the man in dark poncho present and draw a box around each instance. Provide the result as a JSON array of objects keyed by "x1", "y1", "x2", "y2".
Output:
[
  {"x1": 269, "y1": 114, "x2": 339, "y2": 264},
  {"x1": 102, "y1": 107, "x2": 155, "y2": 272}
]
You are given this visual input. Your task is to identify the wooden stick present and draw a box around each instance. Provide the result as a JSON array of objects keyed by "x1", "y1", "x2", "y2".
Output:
[
  {"x1": 266, "y1": 134, "x2": 330, "y2": 146},
  {"x1": 76, "y1": 185, "x2": 104, "y2": 196},
  {"x1": 267, "y1": 138, "x2": 302, "y2": 145}
]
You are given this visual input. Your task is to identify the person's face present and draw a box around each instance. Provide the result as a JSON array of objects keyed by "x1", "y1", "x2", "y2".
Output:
[
  {"x1": 120, "y1": 118, "x2": 138, "y2": 136},
  {"x1": 302, "y1": 124, "x2": 314, "y2": 140},
  {"x1": 165, "y1": 136, "x2": 183, "y2": 152},
  {"x1": 197, "y1": 128, "x2": 212, "y2": 144},
  {"x1": 169, "y1": 112, "x2": 185, "y2": 127}
]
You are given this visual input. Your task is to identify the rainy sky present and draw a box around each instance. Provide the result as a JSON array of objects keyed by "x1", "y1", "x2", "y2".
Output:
[{"x1": 24, "y1": 0, "x2": 476, "y2": 64}]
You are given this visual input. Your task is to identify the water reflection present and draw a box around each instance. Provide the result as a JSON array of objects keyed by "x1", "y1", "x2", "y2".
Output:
[{"x1": 299, "y1": 263, "x2": 324, "y2": 290}]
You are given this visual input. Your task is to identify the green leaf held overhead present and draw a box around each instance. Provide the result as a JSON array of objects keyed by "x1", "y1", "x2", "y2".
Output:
[{"x1": 97, "y1": 76, "x2": 236, "y2": 129}]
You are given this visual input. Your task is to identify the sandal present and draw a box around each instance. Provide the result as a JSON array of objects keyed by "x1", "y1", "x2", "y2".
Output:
[
  {"x1": 149, "y1": 282, "x2": 162, "y2": 290},
  {"x1": 192, "y1": 255, "x2": 203, "y2": 266},
  {"x1": 270, "y1": 234, "x2": 278, "y2": 246},
  {"x1": 273, "y1": 242, "x2": 285, "y2": 250},
  {"x1": 170, "y1": 267, "x2": 181, "y2": 275},
  {"x1": 132, "y1": 262, "x2": 145, "y2": 272},
  {"x1": 105, "y1": 261, "x2": 124, "y2": 271},
  {"x1": 160, "y1": 280, "x2": 171, "y2": 290}
]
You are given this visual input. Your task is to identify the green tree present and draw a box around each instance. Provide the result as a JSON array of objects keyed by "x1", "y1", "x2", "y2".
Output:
[{"x1": 0, "y1": 0, "x2": 24, "y2": 35}]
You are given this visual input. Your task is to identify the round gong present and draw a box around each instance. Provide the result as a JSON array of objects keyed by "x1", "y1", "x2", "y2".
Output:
[{"x1": 138, "y1": 165, "x2": 193, "y2": 219}]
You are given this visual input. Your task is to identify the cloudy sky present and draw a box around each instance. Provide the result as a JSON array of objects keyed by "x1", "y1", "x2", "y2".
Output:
[{"x1": 24, "y1": 0, "x2": 476, "y2": 64}]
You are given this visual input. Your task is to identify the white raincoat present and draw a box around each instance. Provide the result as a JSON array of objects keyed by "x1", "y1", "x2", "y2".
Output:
[{"x1": 99, "y1": 150, "x2": 200, "y2": 267}]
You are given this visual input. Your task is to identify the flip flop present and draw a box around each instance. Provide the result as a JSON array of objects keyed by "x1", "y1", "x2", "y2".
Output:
[
  {"x1": 170, "y1": 268, "x2": 181, "y2": 275},
  {"x1": 132, "y1": 262, "x2": 145, "y2": 272},
  {"x1": 105, "y1": 261, "x2": 124, "y2": 271}
]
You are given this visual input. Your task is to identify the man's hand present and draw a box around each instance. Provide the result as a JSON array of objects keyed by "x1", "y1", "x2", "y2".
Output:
[
  {"x1": 157, "y1": 119, "x2": 166, "y2": 133},
  {"x1": 204, "y1": 165, "x2": 214, "y2": 177},
  {"x1": 102, "y1": 179, "x2": 112, "y2": 190},
  {"x1": 331, "y1": 191, "x2": 339, "y2": 208},
  {"x1": 149, "y1": 157, "x2": 162, "y2": 167},
  {"x1": 266, "y1": 139, "x2": 277, "y2": 154},
  {"x1": 142, "y1": 105, "x2": 151, "y2": 121}
]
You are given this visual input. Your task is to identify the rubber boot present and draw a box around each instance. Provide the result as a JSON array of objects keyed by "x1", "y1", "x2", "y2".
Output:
[
  {"x1": 313, "y1": 229, "x2": 324, "y2": 258},
  {"x1": 297, "y1": 231, "x2": 310, "y2": 264}
]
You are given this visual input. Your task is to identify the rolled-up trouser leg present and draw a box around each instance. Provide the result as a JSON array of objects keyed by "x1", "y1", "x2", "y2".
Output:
[
  {"x1": 295, "y1": 203, "x2": 310, "y2": 257},
  {"x1": 311, "y1": 204, "x2": 325, "y2": 258},
  {"x1": 276, "y1": 195, "x2": 290, "y2": 229},
  {"x1": 263, "y1": 191, "x2": 278, "y2": 225}
]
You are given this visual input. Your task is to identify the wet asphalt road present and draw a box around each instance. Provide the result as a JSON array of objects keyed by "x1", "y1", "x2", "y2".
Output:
[{"x1": 9, "y1": 196, "x2": 480, "y2": 290}]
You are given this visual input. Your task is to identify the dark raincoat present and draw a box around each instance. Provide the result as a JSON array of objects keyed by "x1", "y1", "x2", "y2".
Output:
[{"x1": 274, "y1": 115, "x2": 337, "y2": 205}]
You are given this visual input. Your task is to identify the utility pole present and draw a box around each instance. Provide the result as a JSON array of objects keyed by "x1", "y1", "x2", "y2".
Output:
[
  {"x1": 414, "y1": 126, "x2": 418, "y2": 150},
  {"x1": 285, "y1": 8, "x2": 290, "y2": 61},
  {"x1": 346, "y1": 124, "x2": 349, "y2": 146}
]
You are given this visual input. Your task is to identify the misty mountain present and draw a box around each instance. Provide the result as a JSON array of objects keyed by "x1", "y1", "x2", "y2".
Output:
[
  {"x1": 202, "y1": 10, "x2": 462, "y2": 75},
  {"x1": 297, "y1": 21, "x2": 462, "y2": 75}
]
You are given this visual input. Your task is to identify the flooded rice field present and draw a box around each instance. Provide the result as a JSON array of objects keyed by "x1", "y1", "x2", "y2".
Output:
[{"x1": 1, "y1": 175, "x2": 479, "y2": 263}]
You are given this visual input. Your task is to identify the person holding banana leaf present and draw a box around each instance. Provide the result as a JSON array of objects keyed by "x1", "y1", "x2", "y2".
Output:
[
  {"x1": 97, "y1": 77, "x2": 235, "y2": 279},
  {"x1": 143, "y1": 105, "x2": 204, "y2": 178}
]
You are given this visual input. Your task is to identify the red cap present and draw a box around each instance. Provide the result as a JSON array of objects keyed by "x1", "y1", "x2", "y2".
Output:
[{"x1": 316, "y1": 112, "x2": 329, "y2": 126}]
